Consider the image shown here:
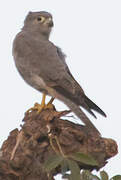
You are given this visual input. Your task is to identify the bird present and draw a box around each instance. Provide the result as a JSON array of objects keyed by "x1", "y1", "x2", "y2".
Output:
[{"x1": 12, "y1": 11, "x2": 106, "y2": 135}]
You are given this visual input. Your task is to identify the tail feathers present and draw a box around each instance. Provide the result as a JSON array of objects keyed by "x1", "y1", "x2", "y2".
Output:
[
  {"x1": 49, "y1": 89, "x2": 101, "y2": 135},
  {"x1": 66, "y1": 99, "x2": 101, "y2": 135},
  {"x1": 83, "y1": 95, "x2": 107, "y2": 118},
  {"x1": 82, "y1": 103, "x2": 97, "y2": 119}
]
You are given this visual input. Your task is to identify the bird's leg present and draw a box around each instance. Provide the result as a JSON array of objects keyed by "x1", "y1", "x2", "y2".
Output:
[
  {"x1": 34, "y1": 95, "x2": 55, "y2": 113},
  {"x1": 47, "y1": 97, "x2": 55, "y2": 105},
  {"x1": 34, "y1": 93, "x2": 46, "y2": 113},
  {"x1": 26, "y1": 93, "x2": 46, "y2": 114},
  {"x1": 45, "y1": 97, "x2": 55, "y2": 110},
  {"x1": 26, "y1": 94, "x2": 55, "y2": 114}
]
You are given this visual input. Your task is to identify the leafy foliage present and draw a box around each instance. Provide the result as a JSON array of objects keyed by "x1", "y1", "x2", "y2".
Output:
[
  {"x1": 44, "y1": 154, "x2": 64, "y2": 172},
  {"x1": 81, "y1": 170, "x2": 100, "y2": 180},
  {"x1": 67, "y1": 159, "x2": 81, "y2": 180},
  {"x1": 100, "y1": 171, "x2": 109, "y2": 180},
  {"x1": 44, "y1": 153, "x2": 121, "y2": 180},
  {"x1": 71, "y1": 152, "x2": 98, "y2": 166},
  {"x1": 110, "y1": 175, "x2": 121, "y2": 180}
]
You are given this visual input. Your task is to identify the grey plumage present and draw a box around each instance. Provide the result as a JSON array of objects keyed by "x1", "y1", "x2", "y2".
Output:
[{"x1": 13, "y1": 11, "x2": 106, "y2": 135}]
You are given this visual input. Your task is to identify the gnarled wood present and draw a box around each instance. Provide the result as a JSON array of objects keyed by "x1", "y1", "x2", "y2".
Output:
[{"x1": 0, "y1": 108, "x2": 118, "y2": 180}]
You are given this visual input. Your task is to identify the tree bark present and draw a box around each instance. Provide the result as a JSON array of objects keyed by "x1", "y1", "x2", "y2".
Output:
[{"x1": 0, "y1": 107, "x2": 118, "y2": 180}]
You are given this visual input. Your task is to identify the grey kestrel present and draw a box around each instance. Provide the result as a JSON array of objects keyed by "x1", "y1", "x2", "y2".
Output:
[{"x1": 12, "y1": 11, "x2": 106, "y2": 134}]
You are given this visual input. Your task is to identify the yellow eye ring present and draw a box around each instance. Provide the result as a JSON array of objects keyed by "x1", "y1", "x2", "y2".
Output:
[{"x1": 37, "y1": 16, "x2": 45, "y2": 23}]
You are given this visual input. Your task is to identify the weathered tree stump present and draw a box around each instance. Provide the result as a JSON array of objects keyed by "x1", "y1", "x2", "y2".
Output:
[{"x1": 0, "y1": 107, "x2": 118, "y2": 180}]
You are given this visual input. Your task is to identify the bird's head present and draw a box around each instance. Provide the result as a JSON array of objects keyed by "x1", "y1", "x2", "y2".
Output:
[{"x1": 23, "y1": 11, "x2": 54, "y2": 38}]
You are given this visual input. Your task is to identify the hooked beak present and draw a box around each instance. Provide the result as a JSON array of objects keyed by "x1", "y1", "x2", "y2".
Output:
[{"x1": 44, "y1": 17, "x2": 54, "y2": 27}]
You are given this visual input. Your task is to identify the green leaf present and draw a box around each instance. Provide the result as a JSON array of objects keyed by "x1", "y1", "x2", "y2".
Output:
[
  {"x1": 71, "y1": 152, "x2": 98, "y2": 166},
  {"x1": 81, "y1": 170, "x2": 101, "y2": 180},
  {"x1": 100, "y1": 171, "x2": 109, "y2": 180},
  {"x1": 62, "y1": 174, "x2": 71, "y2": 179},
  {"x1": 91, "y1": 175, "x2": 101, "y2": 180},
  {"x1": 44, "y1": 154, "x2": 64, "y2": 172},
  {"x1": 81, "y1": 170, "x2": 91, "y2": 180},
  {"x1": 67, "y1": 159, "x2": 80, "y2": 180},
  {"x1": 61, "y1": 159, "x2": 69, "y2": 175},
  {"x1": 110, "y1": 175, "x2": 121, "y2": 180}
]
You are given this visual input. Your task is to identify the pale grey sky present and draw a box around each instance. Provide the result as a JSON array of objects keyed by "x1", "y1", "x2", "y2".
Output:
[{"x1": 0, "y1": 0, "x2": 121, "y2": 179}]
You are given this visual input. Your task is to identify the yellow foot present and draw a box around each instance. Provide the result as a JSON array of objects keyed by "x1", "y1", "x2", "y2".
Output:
[
  {"x1": 27, "y1": 103, "x2": 46, "y2": 114},
  {"x1": 35, "y1": 102, "x2": 54, "y2": 113},
  {"x1": 26, "y1": 94, "x2": 55, "y2": 114},
  {"x1": 26, "y1": 100, "x2": 55, "y2": 114}
]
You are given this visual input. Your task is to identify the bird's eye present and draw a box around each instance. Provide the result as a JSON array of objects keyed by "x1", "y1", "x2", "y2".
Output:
[{"x1": 37, "y1": 16, "x2": 45, "y2": 22}]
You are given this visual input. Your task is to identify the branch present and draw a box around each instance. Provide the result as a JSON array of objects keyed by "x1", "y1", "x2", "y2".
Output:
[{"x1": 0, "y1": 107, "x2": 118, "y2": 179}]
